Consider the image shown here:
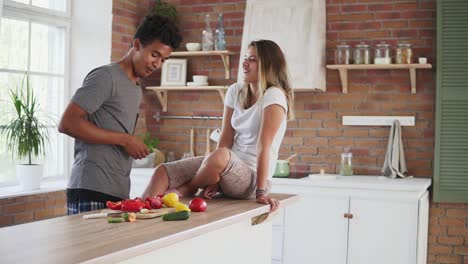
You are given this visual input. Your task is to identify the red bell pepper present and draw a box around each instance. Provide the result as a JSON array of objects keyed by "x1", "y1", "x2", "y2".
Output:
[
  {"x1": 121, "y1": 199, "x2": 144, "y2": 212},
  {"x1": 106, "y1": 201, "x2": 122, "y2": 210}
]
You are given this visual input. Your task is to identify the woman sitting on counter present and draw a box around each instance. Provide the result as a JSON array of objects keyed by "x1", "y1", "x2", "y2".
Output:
[{"x1": 142, "y1": 39, "x2": 294, "y2": 212}]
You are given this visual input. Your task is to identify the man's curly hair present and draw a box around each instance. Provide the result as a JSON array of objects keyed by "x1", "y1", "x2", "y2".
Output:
[{"x1": 134, "y1": 14, "x2": 182, "y2": 50}]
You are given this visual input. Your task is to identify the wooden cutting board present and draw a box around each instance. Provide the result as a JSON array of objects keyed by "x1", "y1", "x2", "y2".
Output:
[{"x1": 83, "y1": 208, "x2": 175, "y2": 220}]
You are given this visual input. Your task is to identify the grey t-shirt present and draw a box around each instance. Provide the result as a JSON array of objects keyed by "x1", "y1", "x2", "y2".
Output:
[{"x1": 68, "y1": 63, "x2": 141, "y2": 199}]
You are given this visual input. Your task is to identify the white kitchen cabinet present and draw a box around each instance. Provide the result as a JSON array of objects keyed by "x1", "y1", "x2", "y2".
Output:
[{"x1": 271, "y1": 175, "x2": 431, "y2": 264}]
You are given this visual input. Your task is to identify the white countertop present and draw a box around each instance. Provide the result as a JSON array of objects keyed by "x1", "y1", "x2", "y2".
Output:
[{"x1": 130, "y1": 168, "x2": 431, "y2": 195}]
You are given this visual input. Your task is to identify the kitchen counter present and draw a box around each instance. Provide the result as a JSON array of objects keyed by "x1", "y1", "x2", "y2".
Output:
[{"x1": 0, "y1": 193, "x2": 297, "y2": 264}]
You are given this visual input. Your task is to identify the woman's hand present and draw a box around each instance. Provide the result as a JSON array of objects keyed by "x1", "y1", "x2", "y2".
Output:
[
  {"x1": 200, "y1": 183, "x2": 220, "y2": 200},
  {"x1": 256, "y1": 194, "x2": 280, "y2": 213}
]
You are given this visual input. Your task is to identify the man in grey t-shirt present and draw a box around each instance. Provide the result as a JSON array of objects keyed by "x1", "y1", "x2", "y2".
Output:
[{"x1": 58, "y1": 14, "x2": 182, "y2": 214}]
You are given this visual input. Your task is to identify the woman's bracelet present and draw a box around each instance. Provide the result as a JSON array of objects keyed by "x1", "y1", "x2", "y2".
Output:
[{"x1": 256, "y1": 189, "x2": 266, "y2": 198}]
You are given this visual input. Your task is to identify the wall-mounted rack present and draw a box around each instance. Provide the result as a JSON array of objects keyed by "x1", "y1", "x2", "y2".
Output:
[
  {"x1": 327, "y1": 64, "x2": 432, "y2": 93},
  {"x1": 342, "y1": 116, "x2": 415, "y2": 126},
  {"x1": 146, "y1": 86, "x2": 228, "y2": 112},
  {"x1": 170, "y1": 50, "x2": 236, "y2": 79}
]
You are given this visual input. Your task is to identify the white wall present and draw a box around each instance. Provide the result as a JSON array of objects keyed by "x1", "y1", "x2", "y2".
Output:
[
  {"x1": 70, "y1": 0, "x2": 112, "y2": 94},
  {"x1": 67, "y1": 0, "x2": 112, "y2": 171}
]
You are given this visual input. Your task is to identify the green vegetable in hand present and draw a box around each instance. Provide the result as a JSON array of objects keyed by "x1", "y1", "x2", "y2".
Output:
[{"x1": 139, "y1": 132, "x2": 159, "y2": 152}]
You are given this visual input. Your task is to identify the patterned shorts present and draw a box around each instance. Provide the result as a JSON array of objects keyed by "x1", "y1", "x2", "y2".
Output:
[
  {"x1": 163, "y1": 149, "x2": 271, "y2": 199},
  {"x1": 67, "y1": 200, "x2": 106, "y2": 215}
]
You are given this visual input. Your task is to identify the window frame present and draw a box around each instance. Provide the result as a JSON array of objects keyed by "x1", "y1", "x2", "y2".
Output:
[{"x1": 0, "y1": 0, "x2": 71, "y2": 187}]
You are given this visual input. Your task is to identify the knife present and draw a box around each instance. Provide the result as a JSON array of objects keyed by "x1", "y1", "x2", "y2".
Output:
[{"x1": 83, "y1": 212, "x2": 122, "y2": 219}]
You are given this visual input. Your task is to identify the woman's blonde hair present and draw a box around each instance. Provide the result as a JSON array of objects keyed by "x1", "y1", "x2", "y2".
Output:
[{"x1": 239, "y1": 39, "x2": 295, "y2": 120}]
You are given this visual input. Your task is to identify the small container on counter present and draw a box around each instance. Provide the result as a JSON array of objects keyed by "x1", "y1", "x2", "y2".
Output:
[
  {"x1": 395, "y1": 43, "x2": 412, "y2": 64},
  {"x1": 335, "y1": 43, "x2": 351, "y2": 64},
  {"x1": 374, "y1": 41, "x2": 391, "y2": 64},
  {"x1": 353, "y1": 42, "x2": 370, "y2": 64}
]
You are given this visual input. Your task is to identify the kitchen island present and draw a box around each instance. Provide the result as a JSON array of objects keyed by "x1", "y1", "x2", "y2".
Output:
[{"x1": 0, "y1": 193, "x2": 297, "y2": 264}]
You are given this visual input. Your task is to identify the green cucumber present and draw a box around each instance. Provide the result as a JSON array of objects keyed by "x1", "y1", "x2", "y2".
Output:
[
  {"x1": 108, "y1": 217, "x2": 124, "y2": 223},
  {"x1": 162, "y1": 211, "x2": 190, "y2": 221}
]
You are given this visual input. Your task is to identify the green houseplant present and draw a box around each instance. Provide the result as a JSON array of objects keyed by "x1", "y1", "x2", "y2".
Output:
[
  {"x1": 151, "y1": 0, "x2": 178, "y2": 24},
  {"x1": 1, "y1": 75, "x2": 50, "y2": 190}
]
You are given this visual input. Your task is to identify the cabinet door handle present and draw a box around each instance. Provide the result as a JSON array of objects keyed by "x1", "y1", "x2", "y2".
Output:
[{"x1": 343, "y1": 213, "x2": 354, "y2": 219}]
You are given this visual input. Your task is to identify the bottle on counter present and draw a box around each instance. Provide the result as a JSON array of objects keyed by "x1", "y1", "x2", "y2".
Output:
[
  {"x1": 335, "y1": 43, "x2": 351, "y2": 64},
  {"x1": 353, "y1": 42, "x2": 370, "y2": 64},
  {"x1": 215, "y1": 13, "x2": 226, "y2": 50},
  {"x1": 395, "y1": 42, "x2": 412, "y2": 64},
  {"x1": 374, "y1": 41, "x2": 391, "y2": 64},
  {"x1": 202, "y1": 14, "x2": 214, "y2": 51},
  {"x1": 340, "y1": 147, "x2": 353, "y2": 176}
]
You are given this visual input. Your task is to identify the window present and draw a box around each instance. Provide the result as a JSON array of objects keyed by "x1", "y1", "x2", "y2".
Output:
[{"x1": 0, "y1": 0, "x2": 70, "y2": 186}]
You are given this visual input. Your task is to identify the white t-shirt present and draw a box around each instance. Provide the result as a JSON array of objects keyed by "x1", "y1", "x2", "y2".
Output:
[{"x1": 224, "y1": 83, "x2": 288, "y2": 179}]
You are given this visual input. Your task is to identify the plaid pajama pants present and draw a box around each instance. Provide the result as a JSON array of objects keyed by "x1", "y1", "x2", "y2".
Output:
[{"x1": 67, "y1": 200, "x2": 107, "y2": 215}]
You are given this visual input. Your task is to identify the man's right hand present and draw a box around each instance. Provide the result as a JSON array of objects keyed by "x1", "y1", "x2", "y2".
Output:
[{"x1": 122, "y1": 135, "x2": 150, "y2": 159}]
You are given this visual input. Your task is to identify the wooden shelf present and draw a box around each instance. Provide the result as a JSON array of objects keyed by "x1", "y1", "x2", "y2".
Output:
[
  {"x1": 326, "y1": 63, "x2": 432, "y2": 93},
  {"x1": 146, "y1": 86, "x2": 228, "y2": 112},
  {"x1": 171, "y1": 50, "x2": 236, "y2": 79}
]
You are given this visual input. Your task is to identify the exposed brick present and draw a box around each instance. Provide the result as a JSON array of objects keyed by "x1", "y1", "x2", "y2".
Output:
[
  {"x1": 439, "y1": 217, "x2": 465, "y2": 227},
  {"x1": 428, "y1": 244, "x2": 452, "y2": 255},
  {"x1": 3, "y1": 203, "x2": 25, "y2": 214},
  {"x1": 438, "y1": 236, "x2": 464, "y2": 246},
  {"x1": 435, "y1": 255, "x2": 462, "y2": 264},
  {"x1": 25, "y1": 200, "x2": 46, "y2": 211},
  {"x1": 14, "y1": 212, "x2": 34, "y2": 224},
  {"x1": 0, "y1": 215, "x2": 14, "y2": 226},
  {"x1": 34, "y1": 208, "x2": 56, "y2": 221},
  {"x1": 446, "y1": 209, "x2": 468, "y2": 218},
  {"x1": 455, "y1": 246, "x2": 468, "y2": 255}
]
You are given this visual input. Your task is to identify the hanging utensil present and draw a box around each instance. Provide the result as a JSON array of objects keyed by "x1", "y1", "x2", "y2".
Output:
[
  {"x1": 189, "y1": 128, "x2": 195, "y2": 157},
  {"x1": 285, "y1": 153, "x2": 298, "y2": 162},
  {"x1": 205, "y1": 129, "x2": 211, "y2": 156}
]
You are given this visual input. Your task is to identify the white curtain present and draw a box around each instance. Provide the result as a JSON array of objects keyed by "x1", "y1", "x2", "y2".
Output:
[{"x1": 0, "y1": 0, "x2": 3, "y2": 28}]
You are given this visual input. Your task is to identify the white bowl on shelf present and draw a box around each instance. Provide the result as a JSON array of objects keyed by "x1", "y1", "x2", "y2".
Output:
[
  {"x1": 186, "y1": 42, "x2": 201, "y2": 51},
  {"x1": 193, "y1": 75, "x2": 208, "y2": 83},
  {"x1": 187, "y1": 82, "x2": 209, "y2": 87}
]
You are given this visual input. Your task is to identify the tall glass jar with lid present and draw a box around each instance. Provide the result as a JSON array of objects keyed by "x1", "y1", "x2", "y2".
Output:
[
  {"x1": 374, "y1": 41, "x2": 391, "y2": 64},
  {"x1": 335, "y1": 43, "x2": 351, "y2": 64},
  {"x1": 354, "y1": 42, "x2": 370, "y2": 64},
  {"x1": 395, "y1": 43, "x2": 412, "y2": 64}
]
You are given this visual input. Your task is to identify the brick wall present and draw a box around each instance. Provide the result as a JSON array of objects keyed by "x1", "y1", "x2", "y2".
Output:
[
  {"x1": 132, "y1": 0, "x2": 466, "y2": 263},
  {"x1": 0, "y1": 191, "x2": 66, "y2": 227},
  {"x1": 1, "y1": 1, "x2": 466, "y2": 263}
]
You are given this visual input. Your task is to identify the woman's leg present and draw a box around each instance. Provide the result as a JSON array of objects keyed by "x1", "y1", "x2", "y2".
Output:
[
  {"x1": 142, "y1": 156, "x2": 205, "y2": 198},
  {"x1": 177, "y1": 147, "x2": 231, "y2": 196},
  {"x1": 141, "y1": 165, "x2": 169, "y2": 199}
]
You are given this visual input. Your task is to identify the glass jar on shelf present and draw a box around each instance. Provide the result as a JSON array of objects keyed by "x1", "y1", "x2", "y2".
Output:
[
  {"x1": 340, "y1": 147, "x2": 353, "y2": 176},
  {"x1": 353, "y1": 42, "x2": 370, "y2": 64},
  {"x1": 202, "y1": 14, "x2": 214, "y2": 51},
  {"x1": 334, "y1": 43, "x2": 351, "y2": 64},
  {"x1": 374, "y1": 41, "x2": 391, "y2": 64},
  {"x1": 395, "y1": 43, "x2": 412, "y2": 64}
]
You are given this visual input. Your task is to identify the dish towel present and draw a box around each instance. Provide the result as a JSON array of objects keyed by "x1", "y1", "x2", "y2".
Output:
[{"x1": 382, "y1": 120, "x2": 411, "y2": 178}]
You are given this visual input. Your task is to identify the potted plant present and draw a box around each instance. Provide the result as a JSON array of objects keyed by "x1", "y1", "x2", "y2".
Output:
[
  {"x1": 133, "y1": 132, "x2": 165, "y2": 168},
  {"x1": 0, "y1": 75, "x2": 51, "y2": 190},
  {"x1": 151, "y1": 0, "x2": 178, "y2": 24}
]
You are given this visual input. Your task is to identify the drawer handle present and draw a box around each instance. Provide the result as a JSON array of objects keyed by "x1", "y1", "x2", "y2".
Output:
[{"x1": 343, "y1": 213, "x2": 354, "y2": 219}]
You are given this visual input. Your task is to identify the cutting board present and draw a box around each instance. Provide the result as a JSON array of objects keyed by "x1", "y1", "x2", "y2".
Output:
[{"x1": 83, "y1": 208, "x2": 175, "y2": 220}]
